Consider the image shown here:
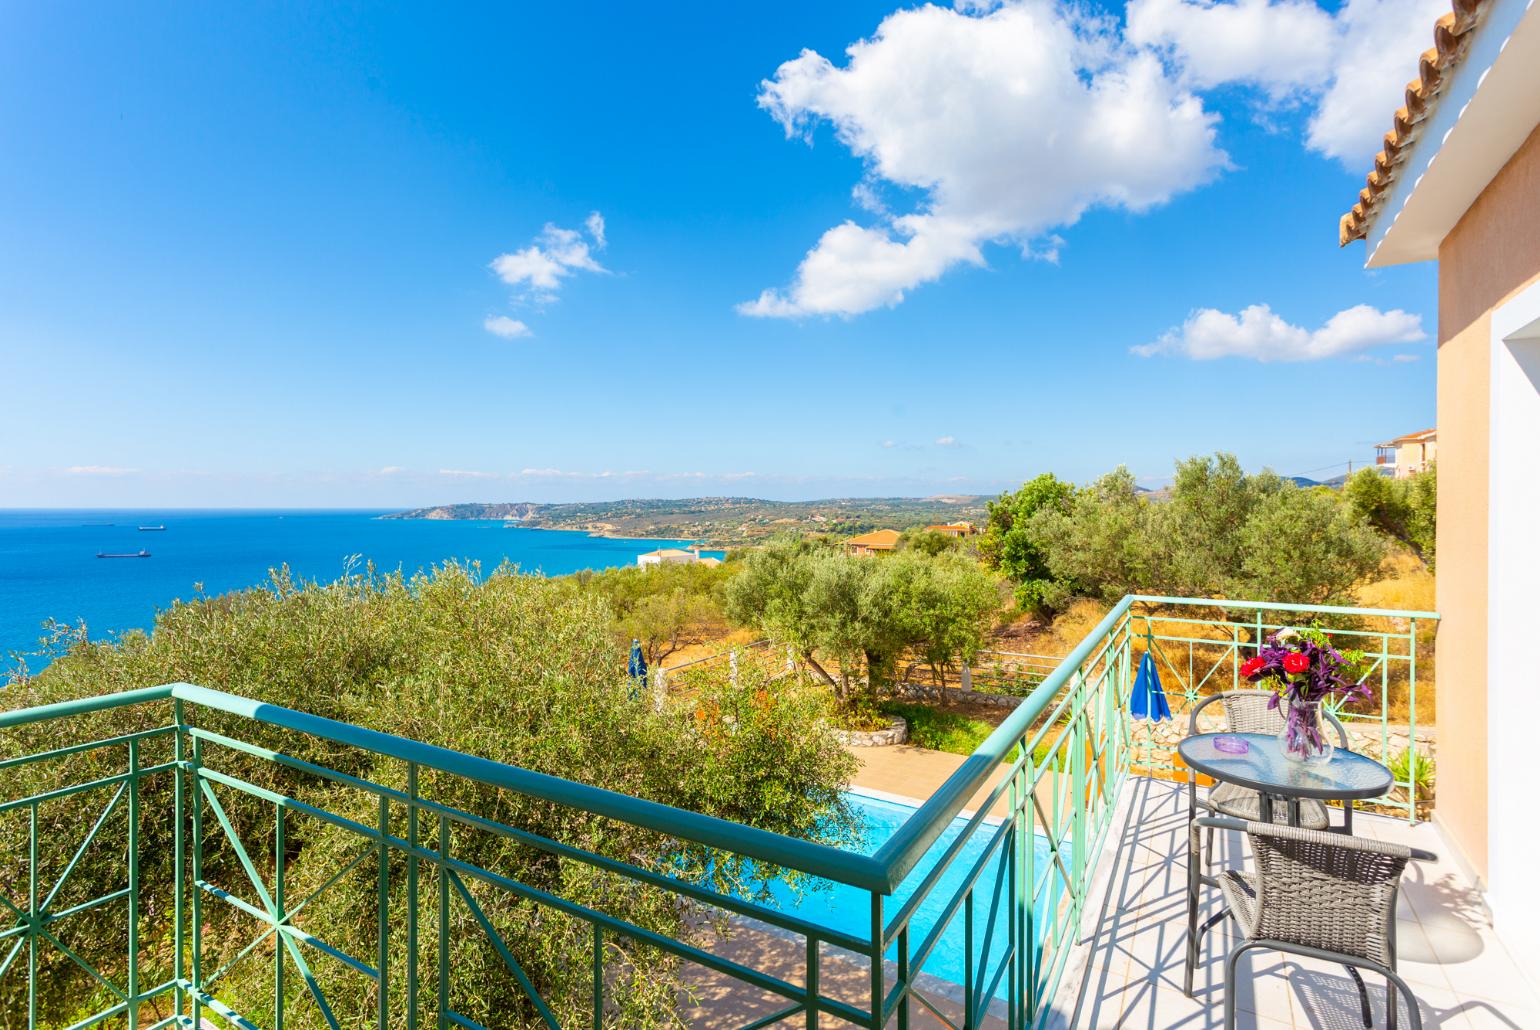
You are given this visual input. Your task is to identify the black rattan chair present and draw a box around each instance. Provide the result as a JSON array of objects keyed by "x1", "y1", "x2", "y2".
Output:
[{"x1": 1189, "y1": 816, "x2": 1435, "y2": 1029}]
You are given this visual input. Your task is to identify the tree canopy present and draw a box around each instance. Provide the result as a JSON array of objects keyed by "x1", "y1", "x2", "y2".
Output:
[
  {"x1": 1345, "y1": 464, "x2": 1437, "y2": 568},
  {"x1": 724, "y1": 538, "x2": 1002, "y2": 702},
  {"x1": 983, "y1": 453, "x2": 1392, "y2": 612},
  {"x1": 1, "y1": 563, "x2": 856, "y2": 1027}
]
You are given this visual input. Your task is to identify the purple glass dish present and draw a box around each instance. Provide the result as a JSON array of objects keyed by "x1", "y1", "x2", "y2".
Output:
[{"x1": 1213, "y1": 735, "x2": 1250, "y2": 755}]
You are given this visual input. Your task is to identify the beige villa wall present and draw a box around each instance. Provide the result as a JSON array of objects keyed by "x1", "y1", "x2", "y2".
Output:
[
  {"x1": 1439, "y1": 123, "x2": 1540, "y2": 342},
  {"x1": 1432, "y1": 314, "x2": 1491, "y2": 878},
  {"x1": 1433, "y1": 122, "x2": 1540, "y2": 880}
]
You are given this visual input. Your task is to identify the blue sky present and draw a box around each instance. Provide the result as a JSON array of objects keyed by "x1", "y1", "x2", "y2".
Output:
[{"x1": 0, "y1": 0, "x2": 1439, "y2": 507}]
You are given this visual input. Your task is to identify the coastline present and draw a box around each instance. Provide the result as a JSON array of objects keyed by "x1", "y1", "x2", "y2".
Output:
[{"x1": 0, "y1": 511, "x2": 712, "y2": 668}]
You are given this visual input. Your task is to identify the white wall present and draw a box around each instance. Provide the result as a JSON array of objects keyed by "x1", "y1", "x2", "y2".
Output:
[{"x1": 1487, "y1": 280, "x2": 1540, "y2": 987}]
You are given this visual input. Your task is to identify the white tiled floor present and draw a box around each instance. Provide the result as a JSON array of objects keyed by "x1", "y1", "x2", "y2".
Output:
[{"x1": 1054, "y1": 777, "x2": 1540, "y2": 1028}]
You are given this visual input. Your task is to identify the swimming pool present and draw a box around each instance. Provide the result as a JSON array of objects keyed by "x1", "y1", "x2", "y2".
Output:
[{"x1": 751, "y1": 790, "x2": 1054, "y2": 998}]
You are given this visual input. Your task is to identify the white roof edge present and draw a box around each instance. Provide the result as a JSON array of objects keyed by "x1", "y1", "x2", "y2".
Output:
[{"x1": 1365, "y1": 0, "x2": 1540, "y2": 268}]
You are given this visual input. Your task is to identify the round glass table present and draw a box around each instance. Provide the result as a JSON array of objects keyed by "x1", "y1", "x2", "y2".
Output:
[{"x1": 1178, "y1": 732, "x2": 1393, "y2": 827}]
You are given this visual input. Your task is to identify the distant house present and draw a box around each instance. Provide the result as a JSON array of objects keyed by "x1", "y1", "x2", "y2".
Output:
[
  {"x1": 697, "y1": 556, "x2": 722, "y2": 568},
  {"x1": 1375, "y1": 428, "x2": 1437, "y2": 478},
  {"x1": 636, "y1": 548, "x2": 696, "y2": 569},
  {"x1": 846, "y1": 529, "x2": 900, "y2": 556},
  {"x1": 925, "y1": 521, "x2": 977, "y2": 538}
]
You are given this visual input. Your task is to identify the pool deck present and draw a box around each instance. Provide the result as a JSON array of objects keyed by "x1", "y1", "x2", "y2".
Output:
[{"x1": 851, "y1": 743, "x2": 1005, "y2": 807}]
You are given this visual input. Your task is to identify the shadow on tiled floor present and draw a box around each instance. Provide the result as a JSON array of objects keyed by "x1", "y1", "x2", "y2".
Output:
[{"x1": 1055, "y1": 778, "x2": 1540, "y2": 1029}]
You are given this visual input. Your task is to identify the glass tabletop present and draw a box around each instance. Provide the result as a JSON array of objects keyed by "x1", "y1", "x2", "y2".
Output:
[{"x1": 1178, "y1": 732, "x2": 1393, "y2": 800}]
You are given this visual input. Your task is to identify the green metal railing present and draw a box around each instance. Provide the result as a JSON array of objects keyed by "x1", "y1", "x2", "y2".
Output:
[
  {"x1": 0, "y1": 595, "x2": 1433, "y2": 1028},
  {"x1": 1122, "y1": 596, "x2": 1437, "y2": 821}
]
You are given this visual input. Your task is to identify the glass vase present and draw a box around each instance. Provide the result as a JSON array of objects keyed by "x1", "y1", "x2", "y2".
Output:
[{"x1": 1277, "y1": 699, "x2": 1334, "y2": 765}]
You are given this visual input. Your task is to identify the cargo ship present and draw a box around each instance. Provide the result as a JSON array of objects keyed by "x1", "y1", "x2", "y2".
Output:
[{"x1": 97, "y1": 549, "x2": 152, "y2": 559}]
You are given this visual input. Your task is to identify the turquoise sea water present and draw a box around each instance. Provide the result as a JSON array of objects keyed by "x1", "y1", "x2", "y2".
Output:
[{"x1": 0, "y1": 509, "x2": 703, "y2": 669}]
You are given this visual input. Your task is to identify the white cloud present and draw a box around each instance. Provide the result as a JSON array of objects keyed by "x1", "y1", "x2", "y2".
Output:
[
  {"x1": 483, "y1": 315, "x2": 532, "y2": 339},
  {"x1": 1133, "y1": 303, "x2": 1425, "y2": 361},
  {"x1": 1127, "y1": 0, "x2": 1448, "y2": 164},
  {"x1": 510, "y1": 467, "x2": 760, "y2": 483},
  {"x1": 489, "y1": 214, "x2": 607, "y2": 302},
  {"x1": 740, "y1": 1, "x2": 1226, "y2": 318},
  {"x1": 936, "y1": 435, "x2": 959, "y2": 447},
  {"x1": 1306, "y1": 0, "x2": 1448, "y2": 162},
  {"x1": 65, "y1": 465, "x2": 139, "y2": 476},
  {"x1": 375, "y1": 466, "x2": 405, "y2": 475},
  {"x1": 1126, "y1": 0, "x2": 1336, "y2": 94},
  {"x1": 584, "y1": 211, "x2": 606, "y2": 249},
  {"x1": 438, "y1": 468, "x2": 499, "y2": 479}
]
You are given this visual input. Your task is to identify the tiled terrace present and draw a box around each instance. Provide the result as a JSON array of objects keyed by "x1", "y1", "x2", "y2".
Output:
[
  {"x1": 848, "y1": 749, "x2": 1539, "y2": 1028},
  {"x1": 1061, "y1": 777, "x2": 1538, "y2": 1029}
]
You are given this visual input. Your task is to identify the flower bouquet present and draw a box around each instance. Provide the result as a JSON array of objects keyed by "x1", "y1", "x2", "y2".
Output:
[{"x1": 1240, "y1": 627, "x2": 1369, "y2": 764}]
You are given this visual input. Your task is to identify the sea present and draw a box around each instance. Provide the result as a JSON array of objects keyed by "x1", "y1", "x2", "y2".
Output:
[{"x1": 0, "y1": 509, "x2": 703, "y2": 671}]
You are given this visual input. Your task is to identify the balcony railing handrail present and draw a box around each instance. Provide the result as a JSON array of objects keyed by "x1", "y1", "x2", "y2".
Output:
[
  {"x1": 0, "y1": 594, "x2": 1439, "y2": 899},
  {"x1": 1127, "y1": 593, "x2": 1440, "y2": 621},
  {"x1": 3, "y1": 682, "x2": 893, "y2": 892}
]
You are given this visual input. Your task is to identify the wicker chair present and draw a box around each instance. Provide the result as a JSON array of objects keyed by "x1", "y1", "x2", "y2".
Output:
[
  {"x1": 1188, "y1": 690, "x2": 1349, "y2": 842},
  {"x1": 1189, "y1": 816, "x2": 1436, "y2": 1029}
]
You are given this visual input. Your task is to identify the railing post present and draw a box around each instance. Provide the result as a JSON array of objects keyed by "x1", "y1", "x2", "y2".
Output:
[
  {"x1": 1408, "y1": 618, "x2": 1420, "y2": 825},
  {"x1": 127, "y1": 737, "x2": 140, "y2": 1030},
  {"x1": 275, "y1": 802, "x2": 286, "y2": 1030},
  {"x1": 191, "y1": 734, "x2": 205, "y2": 1028},
  {"x1": 1071, "y1": 672, "x2": 1087, "y2": 895},
  {"x1": 438, "y1": 813, "x2": 450, "y2": 1030},
  {"x1": 27, "y1": 802, "x2": 37, "y2": 1030},
  {"x1": 804, "y1": 935, "x2": 820, "y2": 1029},
  {"x1": 378, "y1": 794, "x2": 390, "y2": 1028},
  {"x1": 1020, "y1": 756, "x2": 1036, "y2": 1023},
  {"x1": 407, "y1": 763, "x2": 419, "y2": 1030},
  {"x1": 868, "y1": 894, "x2": 885, "y2": 1030},
  {"x1": 173, "y1": 698, "x2": 186, "y2": 1022},
  {"x1": 964, "y1": 890, "x2": 975, "y2": 1030}
]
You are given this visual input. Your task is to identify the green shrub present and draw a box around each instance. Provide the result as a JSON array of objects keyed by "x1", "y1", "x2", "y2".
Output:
[
  {"x1": 878, "y1": 701, "x2": 1061, "y2": 769},
  {"x1": 0, "y1": 562, "x2": 857, "y2": 1028}
]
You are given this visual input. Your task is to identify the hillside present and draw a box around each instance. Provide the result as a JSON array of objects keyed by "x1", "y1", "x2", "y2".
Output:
[{"x1": 382, "y1": 496, "x2": 988, "y2": 545}]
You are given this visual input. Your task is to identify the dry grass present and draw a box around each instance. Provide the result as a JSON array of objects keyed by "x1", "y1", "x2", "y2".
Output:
[
  {"x1": 1355, "y1": 550, "x2": 1438, "y2": 722},
  {"x1": 1357, "y1": 550, "x2": 1435, "y2": 613}
]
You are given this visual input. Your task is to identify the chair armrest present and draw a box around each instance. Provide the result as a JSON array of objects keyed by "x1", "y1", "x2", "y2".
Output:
[
  {"x1": 1195, "y1": 816, "x2": 1248, "y2": 833},
  {"x1": 1188, "y1": 692, "x2": 1226, "y2": 737}
]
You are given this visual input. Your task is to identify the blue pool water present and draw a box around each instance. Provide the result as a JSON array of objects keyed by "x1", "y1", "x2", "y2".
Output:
[
  {"x1": 757, "y1": 791, "x2": 1054, "y2": 998},
  {"x1": 0, "y1": 509, "x2": 707, "y2": 668}
]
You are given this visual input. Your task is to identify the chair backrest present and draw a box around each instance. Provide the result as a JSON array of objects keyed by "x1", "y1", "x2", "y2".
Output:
[
  {"x1": 1245, "y1": 822, "x2": 1411, "y2": 965},
  {"x1": 1190, "y1": 689, "x2": 1348, "y2": 746}
]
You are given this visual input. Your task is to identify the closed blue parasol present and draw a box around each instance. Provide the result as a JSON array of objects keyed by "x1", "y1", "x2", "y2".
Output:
[
  {"x1": 628, "y1": 640, "x2": 648, "y2": 700},
  {"x1": 1131, "y1": 649, "x2": 1172, "y2": 722}
]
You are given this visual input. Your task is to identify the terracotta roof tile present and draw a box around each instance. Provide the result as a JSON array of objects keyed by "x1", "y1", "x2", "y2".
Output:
[{"x1": 1339, "y1": 0, "x2": 1490, "y2": 247}]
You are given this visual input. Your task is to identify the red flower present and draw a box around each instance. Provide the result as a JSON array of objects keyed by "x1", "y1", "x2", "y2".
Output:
[
  {"x1": 1283, "y1": 653, "x2": 1310, "y2": 674},
  {"x1": 1240, "y1": 656, "x2": 1266, "y2": 678}
]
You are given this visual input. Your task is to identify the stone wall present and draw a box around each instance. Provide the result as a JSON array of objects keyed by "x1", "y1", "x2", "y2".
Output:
[{"x1": 831, "y1": 716, "x2": 909, "y2": 747}]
